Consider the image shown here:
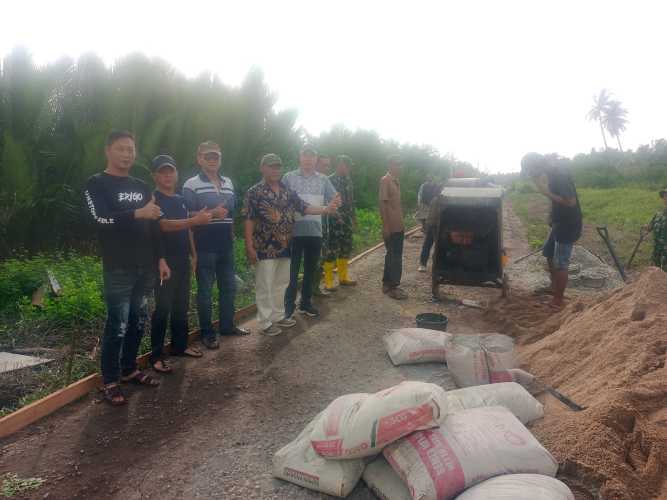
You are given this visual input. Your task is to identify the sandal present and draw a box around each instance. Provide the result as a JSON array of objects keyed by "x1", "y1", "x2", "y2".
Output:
[
  {"x1": 182, "y1": 347, "x2": 203, "y2": 358},
  {"x1": 152, "y1": 359, "x2": 172, "y2": 374},
  {"x1": 101, "y1": 384, "x2": 127, "y2": 406},
  {"x1": 121, "y1": 370, "x2": 160, "y2": 386}
]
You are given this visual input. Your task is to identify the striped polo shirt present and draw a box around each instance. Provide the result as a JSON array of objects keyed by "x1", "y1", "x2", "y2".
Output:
[{"x1": 183, "y1": 172, "x2": 236, "y2": 253}]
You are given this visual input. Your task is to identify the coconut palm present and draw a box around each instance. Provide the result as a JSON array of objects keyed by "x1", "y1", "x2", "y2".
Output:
[
  {"x1": 587, "y1": 89, "x2": 611, "y2": 151},
  {"x1": 603, "y1": 100, "x2": 629, "y2": 152}
]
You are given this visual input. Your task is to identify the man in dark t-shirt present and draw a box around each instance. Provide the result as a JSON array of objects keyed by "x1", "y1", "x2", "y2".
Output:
[
  {"x1": 149, "y1": 155, "x2": 212, "y2": 373},
  {"x1": 521, "y1": 152, "x2": 582, "y2": 308},
  {"x1": 84, "y1": 131, "x2": 170, "y2": 405}
]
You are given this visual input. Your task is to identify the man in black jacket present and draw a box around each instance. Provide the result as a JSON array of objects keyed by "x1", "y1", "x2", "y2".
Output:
[{"x1": 84, "y1": 131, "x2": 170, "y2": 405}]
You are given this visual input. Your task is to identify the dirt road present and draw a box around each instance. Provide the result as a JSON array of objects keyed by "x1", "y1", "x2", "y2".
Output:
[{"x1": 0, "y1": 203, "x2": 551, "y2": 500}]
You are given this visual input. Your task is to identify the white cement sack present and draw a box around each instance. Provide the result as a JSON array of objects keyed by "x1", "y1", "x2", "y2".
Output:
[
  {"x1": 273, "y1": 413, "x2": 365, "y2": 497},
  {"x1": 455, "y1": 474, "x2": 574, "y2": 500},
  {"x1": 444, "y1": 382, "x2": 544, "y2": 424},
  {"x1": 311, "y1": 381, "x2": 448, "y2": 460},
  {"x1": 445, "y1": 334, "x2": 516, "y2": 387},
  {"x1": 363, "y1": 456, "x2": 412, "y2": 500},
  {"x1": 384, "y1": 328, "x2": 452, "y2": 365},
  {"x1": 383, "y1": 406, "x2": 558, "y2": 500}
]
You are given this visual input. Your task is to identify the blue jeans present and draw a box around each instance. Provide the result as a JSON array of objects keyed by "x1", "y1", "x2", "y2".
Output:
[
  {"x1": 543, "y1": 231, "x2": 574, "y2": 270},
  {"x1": 196, "y1": 251, "x2": 236, "y2": 338},
  {"x1": 101, "y1": 267, "x2": 154, "y2": 385}
]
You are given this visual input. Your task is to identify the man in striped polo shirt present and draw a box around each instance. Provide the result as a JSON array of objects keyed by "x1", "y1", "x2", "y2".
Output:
[{"x1": 183, "y1": 141, "x2": 249, "y2": 350}]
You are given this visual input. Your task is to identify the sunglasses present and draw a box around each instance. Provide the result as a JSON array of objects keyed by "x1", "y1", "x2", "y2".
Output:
[{"x1": 202, "y1": 152, "x2": 221, "y2": 161}]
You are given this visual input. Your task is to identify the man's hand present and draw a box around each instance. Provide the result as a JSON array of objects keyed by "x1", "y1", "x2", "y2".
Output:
[
  {"x1": 211, "y1": 204, "x2": 229, "y2": 219},
  {"x1": 158, "y1": 258, "x2": 171, "y2": 282},
  {"x1": 325, "y1": 193, "x2": 341, "y2": 213},
  {"x1": 246, "y1": 245, "x2": 258, "y2": 266},
  {"x1": 191, "y1": 209, "x2": 213, "y2": 226},
  {"x1": 135, "y1": 195, "x2": 161, "y2": 220}
]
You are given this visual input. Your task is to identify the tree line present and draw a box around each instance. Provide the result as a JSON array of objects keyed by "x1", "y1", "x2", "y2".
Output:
[{"x1": 0, "y1": 47, "x2": 475, "y2": 257}]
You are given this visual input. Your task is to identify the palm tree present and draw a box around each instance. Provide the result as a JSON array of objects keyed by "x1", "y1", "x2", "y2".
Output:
[
  {"x1": 603, "y1": 99, "x2": 629, "y2": 152},
  {"x1": 587, "y1": 89, "x2": 611, "y2": 151}
]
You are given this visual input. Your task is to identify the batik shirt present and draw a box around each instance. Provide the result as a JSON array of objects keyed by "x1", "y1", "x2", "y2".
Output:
[
  {"x1": 650, "y1": 209, "x2": 667, "y2": 270},
  {"x1": 242, "y1": 180, "x2": 307, "y2": 260}
]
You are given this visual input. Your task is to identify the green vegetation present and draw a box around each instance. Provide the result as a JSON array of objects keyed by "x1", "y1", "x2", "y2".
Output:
[
  {"x1": 0, "y1": 473, "x2": 45, "y2": 497},
  {"x1": 0, "y1": 47, "x2": 474, "y2": 257}
]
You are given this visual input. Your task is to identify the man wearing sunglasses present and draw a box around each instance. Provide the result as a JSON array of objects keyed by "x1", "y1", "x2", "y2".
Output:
[{"x1": 183, "y1": 141, "x2": 250, "y2": 350}]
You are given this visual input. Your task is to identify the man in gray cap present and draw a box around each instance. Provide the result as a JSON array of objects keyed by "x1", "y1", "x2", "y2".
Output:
[{"x1": 243, "y1": 154, "x2": 339, "y2": 336}]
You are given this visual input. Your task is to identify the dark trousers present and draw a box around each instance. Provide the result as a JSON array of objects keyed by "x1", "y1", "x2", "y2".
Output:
[
  {"x1": 383, "y1": 231, "x2": 404, "y2": 288},
  {"x1": 196, "y1": 250, "x2": 236, "y2": 339},
  {"x1": 420, "y1": 226, "x2": 435, "y2": 266},
  {"x1": 101, "y1": 266, "x2": 154, "y2": 385},
  {"x1": 285, "y1": 236, "x2": 322, "y2": 314},
  {"x1": 150, "y1": 257, "x2": 191, "y2": 363}
]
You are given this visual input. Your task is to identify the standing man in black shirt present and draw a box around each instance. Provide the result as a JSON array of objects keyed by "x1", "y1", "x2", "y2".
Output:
[
  {"x1": 149, "y1": 155, "x2": 212, "y2": 373},
  {"x1": 521, "y1": 152, "x2": 583, "y2": 308},
  {"x1": 84, "y1": 131, "x2": 170, "y2": 405}
]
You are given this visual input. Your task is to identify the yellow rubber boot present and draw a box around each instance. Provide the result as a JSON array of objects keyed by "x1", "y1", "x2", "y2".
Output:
[
  {"x1": 337, "y1": 258, "x2": 357, "y2": 286},
  {"x1": 323, "y1": 261, "x2": 337, "y2": 290}
]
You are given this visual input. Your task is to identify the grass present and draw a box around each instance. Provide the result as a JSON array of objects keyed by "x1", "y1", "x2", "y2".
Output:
[
  {"x1": 0, "y1": 208, "x2": 409, "y2": 417},
  {"x1": 509, "y1": 187, "x2": 662, "y2": 268}
]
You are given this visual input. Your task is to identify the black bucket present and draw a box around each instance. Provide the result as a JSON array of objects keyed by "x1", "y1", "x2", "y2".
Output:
[{"x1": 416, "y1": 313, "x2": 448, "y2": 332}]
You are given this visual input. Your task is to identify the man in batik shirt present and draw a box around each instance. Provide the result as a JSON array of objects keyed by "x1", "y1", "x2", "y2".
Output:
[{"x1": 243, "y1": 154, "x2": 339, "y2": 336}]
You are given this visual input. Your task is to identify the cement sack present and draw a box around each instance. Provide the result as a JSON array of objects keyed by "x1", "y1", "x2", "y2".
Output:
[
  {"x1": 455, "y1": 474, "x2": 574, "y2": 500},
  {"x1": 363, "y1": 456, "x2": 412, "y2": 500},
  {"x1": 444, "y1": 382, "x2": 544, "y2": 424},
  {"x1": 383, "y1": 406, "x2": 558, "y2": 500},
  {"x1": 445, "y1": 334, "x2": 516, "y2": 387},
  {"x1": 384, "y1": 328, "x2": 452, "y2": 365},
  {"x1": 273, "y1": 413, "x2": 365, "y2": 497},
  {"x1": 311, "y1": 381, "x2": 448, "y2": 460}
]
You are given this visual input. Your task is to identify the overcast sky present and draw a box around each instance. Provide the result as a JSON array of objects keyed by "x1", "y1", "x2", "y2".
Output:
[{"x1": 3, "y1": 0, "x2": 666, "y2": 172}]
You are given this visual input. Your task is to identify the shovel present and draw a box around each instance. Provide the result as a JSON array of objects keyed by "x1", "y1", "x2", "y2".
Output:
[
  {"x1": 626, "y1": 215, "x2": 656, "y2": 269},
  {"x1": 533, "y1": 378, "x2": 586, "y2": 411},
  {"x1": 511, "y1": 369, "x2": 586, "y2": 411}
]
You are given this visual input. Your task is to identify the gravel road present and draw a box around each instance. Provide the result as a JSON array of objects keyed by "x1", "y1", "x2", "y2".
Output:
[{"x1": 0, "y1": 206, "x2": 523, "y2": 500}]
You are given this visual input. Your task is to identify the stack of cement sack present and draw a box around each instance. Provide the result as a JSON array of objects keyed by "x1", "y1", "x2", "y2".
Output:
[
  {"x1": 272, "y1": 380, "x2": 573, "y2": 499},
  {"x1": 384, "y1": 329, "x2": 536, "y2": 389}
]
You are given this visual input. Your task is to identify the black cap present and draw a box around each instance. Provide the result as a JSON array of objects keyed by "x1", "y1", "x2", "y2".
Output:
[
  {"x1": 151, "y1": 154, "x2": 177, "y2": 172},
  {"x1": 300, "y1": 143, "x2": 317, "y2": 155}
]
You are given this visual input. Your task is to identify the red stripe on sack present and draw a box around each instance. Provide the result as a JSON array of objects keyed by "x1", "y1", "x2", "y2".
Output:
[
  {"x1": 311, "y1": 439, "x2": 343, "y2": 458},
  {"x1": 490, "y1": 370, "x2": 513, "y2": 383},
  {"x1": 406, "y1": 430, "x2": 465, "y2": 499},
  {"x1": 408, "y1": 349, "x2": 446, "y2": 360},
  {"x1": 375, "y1": 403, "x2": 436, "y2": 447}
]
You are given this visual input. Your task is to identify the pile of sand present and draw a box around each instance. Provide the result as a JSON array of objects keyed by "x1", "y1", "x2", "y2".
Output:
[{"x1": 490, "y1": 268, "x2": 666, "y2": 499}]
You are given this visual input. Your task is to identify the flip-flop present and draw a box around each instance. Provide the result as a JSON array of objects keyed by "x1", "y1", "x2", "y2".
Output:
[
  {"x1": 101, "y1": 384, "x2": 127, "y2": 406},
  {"x1": 182, "y1": 347, "x2": 203, "y2": 358},
  {"x1": 121, "y1": 370, "x2": 160, "y2": 386},
  {"x1": 152, "y1": 360, "x2": 172, "y2": 374}
]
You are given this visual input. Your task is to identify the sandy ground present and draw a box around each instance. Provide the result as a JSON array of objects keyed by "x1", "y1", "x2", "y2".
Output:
[{"x1": 0, "y1": 202, "x2": 602, "y2": 499}]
